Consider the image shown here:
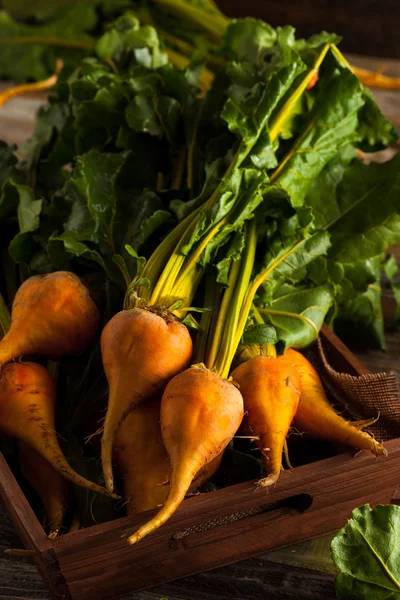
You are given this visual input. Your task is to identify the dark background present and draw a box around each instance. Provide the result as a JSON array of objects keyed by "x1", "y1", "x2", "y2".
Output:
[{"x1": 217, "y1": 0, "x2": 399, "y2": 58}]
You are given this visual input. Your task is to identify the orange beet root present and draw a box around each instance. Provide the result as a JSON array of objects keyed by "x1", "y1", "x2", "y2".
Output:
[
  {"x1": 18, "y1": 441, "x2": 69, "y2": 538},
  {"x1": 101, "y1": 307, "x2": 193, "y2": 492},
  {"x1": 127, "y1": 366, "x2": 243, "y2": 544},
  {"x1": 1, "y1": 362, "x2": 118, "y2": 499},
  {"x1": 232, "y1": 356, "x2": 302, "y2": 488},
  {"x1": 114, "y1": 399, "x2": 221, "y2": 515},
  {"x1": 0, "y1": 271, "x2": 100, "y2": 365}
]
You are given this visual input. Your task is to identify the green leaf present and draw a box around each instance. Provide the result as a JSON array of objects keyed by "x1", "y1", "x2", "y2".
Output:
[
  {"x1": 327, "y1": 154, "x2": 400, "y2": 263},
  {"x1": 139, "y1": 209, "x2": 172, "y2": 244},
  {"x1": 95, "y1": 14, "x2": 168, "y2": 68},
  {"x1": 260, "y1": 285, "x2": 333, "y2": 349},
  {"x1": 183, "y1": 168, "x2": 268, "y2": 269},
  {"x1": 274, "y1": 66, "x2": 365, "y2": 208},
  {"x1": 242, "y1": 323, "x2": 278, "y2": 345},
  {"x1": 216, "y1": 228, "x2": 246, "y2": 284},
  {"x1": 156, "y1": 96, "x2": 182, "y2": 145},
  {"x1": 261, "y1": 230, "x2": 332, "y2": 295},
  {"x1": 331, "y1": 504, "x2": 400, "y2": 600},
  {"x1": 358, "y1": 89, "x2": 398, "y2": 152},
  {"x1": 0, "y1": 142, "x2": 18, "y2": 190},
  {"x1": 0, "y1": 6, "x2": 96, "y2": 82},
  {"x1": 384, "y1": 255, "x2": 400, "y2": 325},
  {"x1": 18, "y1": 101, "x2": 71, "y2": 186},
  {"x1": 4, "y1": 181, "x2": 43, "y2": 263},
  {"x1": 48, "y1": 234, "x2": 115, "y2": 279},
  {"x1": 181, "y1": 313, "x2": 201, "y2": 330},
  {"x1": 221, "y1": 18, "x2": 277, "y2": 62},
  {"x1": 125, "y1": 94, "x2": 163, "y2": 136},
  {"x1": 304, "y1": 144, "x2": 357, "y2": 230},
  {"x1": 295, "y1": 31, "x2": 342, "y2": 50},
  {"x1": 335, "y1": 278, "x2": 386, "y2": 350},
  {"x1": 53, "y1": 149, "x2": 127, "y2": 246}
]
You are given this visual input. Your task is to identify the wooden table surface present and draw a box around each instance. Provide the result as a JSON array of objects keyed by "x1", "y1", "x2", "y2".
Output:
[{"x1": 0, "y1": 54, "x2": 399, "y2": 600}]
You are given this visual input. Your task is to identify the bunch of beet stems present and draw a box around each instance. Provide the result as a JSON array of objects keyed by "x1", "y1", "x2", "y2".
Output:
[
  {"x1": 95, "y1": 44, "x2": 370, "y2": 543},
  {"x1": 123, "y1": 209, "x2": 386, "y2": 544},
  {"x1": 100, "y1": 42, "x2": 332, "y2": 494},
  {"x1": 98, "y1": 43, "x2": 387, "y2": 545}
]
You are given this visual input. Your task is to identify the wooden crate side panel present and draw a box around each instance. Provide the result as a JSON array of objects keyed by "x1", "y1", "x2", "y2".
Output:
[
  {"x1": 0, "y1": 454, "x2": 71, "y2": 598},
  {"x1": 54, "y1": 439, "x2": 400, "y2": 600},
  {"x1": 0, "y1": 454, "x2": 50, "y2": 551}
]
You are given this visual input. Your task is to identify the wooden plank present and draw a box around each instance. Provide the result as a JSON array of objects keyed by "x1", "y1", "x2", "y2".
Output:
[
  {"x1": 0, "y1": 455, "x2": 51, "y2": 554},
  {"x1": 0, "y1": 455, "x2": 72, "y2": 599},
  {"x1": 47, "y1": 439, "x2": 400, "y2": 600}
]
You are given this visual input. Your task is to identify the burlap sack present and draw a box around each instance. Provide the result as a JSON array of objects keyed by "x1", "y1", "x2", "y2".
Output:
[{"x1": 306, "y1": 338, "x2": 400, "y2": 442}]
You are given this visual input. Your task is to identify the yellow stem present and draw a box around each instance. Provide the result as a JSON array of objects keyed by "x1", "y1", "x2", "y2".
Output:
[
  {"x1": 352, "y1": 66, "x2": 400, "y2": 90},
  {"x1": 135, "y1": 205, "x2": 201, "y2": 304},
  {"x1": 234, "y1": 239, "x2": 306, "y2": 350},
  {"x1": 194, "y1": 276, "x2": 220, "y2": 364},
  {"x1": 269, "y1": 44, "x2": 331, "y2": 141},
  {"x1": 171, "y1": 147, "x2": 186, "y2": 190},
  {"x1": 0, "y1": 59, "x2": 63, "y2": 108},
  {"x1": 104, "y1": 57, "x2": 119, "y2": 74},
  {"x1": 216, "y1": 221, "x2": 258, "y2": 377},
  {"x1": 152, "y1": 0, "x2": 228, "y2": 42},
  {"x1": 149, "y1": 216, "x2": 198, "y2": 305},
  {"x1": 205, "y1": 259, "x2": 242, "y2": 370},
  {"x1": 252, "y1": 305, "x2": 265, "y2": 325}
]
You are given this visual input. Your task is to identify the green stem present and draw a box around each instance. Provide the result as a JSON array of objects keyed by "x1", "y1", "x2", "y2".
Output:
[
  {"x1": 214, "y1": 221, "x2": 257, "y2": 378},
  {"x1": 0, "y1": 294, "x2": 11, "y2": 339},
  {"x1": 112, "y1": 255, "x2": 131, "y2": 290},
  {"x1": 135, "y1": 43, "x2": 332, "y2": 314},
  {"x1": 171, "y1": 146, "x2": 187, "y2": 189},
  {"x1": 235, "y1": 238, "x2": 306, "y2": 350},
  {"x1": 252, "y1": 304, "x2": 265, "y2": 325},
  {"x1": 173, "y1": 42, "x2": 333, "y2": 302},
  {"x1": 269, "y1": 43, "x2": 331, "y2": 141},
  {"x1": 193, "y1": 274, "x2": 219, "y2": 364},
  {"x1": 205, "y1": 258, "x2": 242, "y2": 370},
  {"x1": 129, "y1": 7, "x2": 201, "y2": 58},
  {"x1": 152, "y1": 0, "x2": 228, "y2": 42},
  {"x1": 187, "y1": 104, "x2": 202, "y2": 194},
  {"x1": 149, "y1": 144, "x2": 241, "y2": 308},
  {"x1": 0, "y1": 36, "x2": 94, "y2": 50}
]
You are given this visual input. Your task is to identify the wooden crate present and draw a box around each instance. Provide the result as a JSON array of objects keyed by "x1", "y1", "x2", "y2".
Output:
[{"x1": 1, "y1": 325, "x2": 400, "y2": 600}]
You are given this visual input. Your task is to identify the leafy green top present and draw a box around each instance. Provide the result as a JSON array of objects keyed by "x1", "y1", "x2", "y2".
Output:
[{"x1": 332, "y1": 504, "x2": 400, "y2": 600}]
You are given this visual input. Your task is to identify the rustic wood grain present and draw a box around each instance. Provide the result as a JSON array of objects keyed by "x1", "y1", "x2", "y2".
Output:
[
  {"x1": 51, "y1": 439, "x2": 400, "y2": 600},
  {"x1": 1, "y1": 53, "x2": 399, "y2": 600}
]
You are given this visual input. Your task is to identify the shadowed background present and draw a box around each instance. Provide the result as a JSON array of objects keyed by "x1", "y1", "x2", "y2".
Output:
[{"x1": 217, "y1": 0, "x2": 399, "y2": 58}]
